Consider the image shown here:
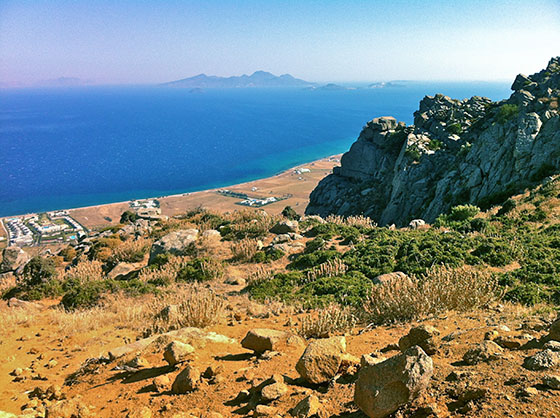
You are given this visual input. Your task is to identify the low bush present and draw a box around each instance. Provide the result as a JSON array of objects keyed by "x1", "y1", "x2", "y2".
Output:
[
  {"x1": 230, "y1": 238, "x2": 259, "y2": 262},
  {"x1": 175, "y1": 257, "x2": 224, "y2": 282}
]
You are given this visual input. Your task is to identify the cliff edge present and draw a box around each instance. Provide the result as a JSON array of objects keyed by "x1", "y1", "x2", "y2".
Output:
[{"x1": 306, "y1": 57, "x2": 560, "y2": 226}]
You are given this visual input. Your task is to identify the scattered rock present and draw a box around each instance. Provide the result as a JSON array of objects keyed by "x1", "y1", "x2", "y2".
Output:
[
  {"x1": 241, "y1": 329, "x2": 290, "y2": 354},
  {"x1": 0, "y1": 246, "x2": 30, "y2": 273},
  {"x1": 202, "y1": 229, "x2": 221, "y2": 239},
  {"x1": 125, "y1": 356, "x2": 150, "y2": 369},
  {"x1": 163, "y1": 341, "x2": 195, "y2": 366},
  {"x1": 523, "y1": 349, "x2": 560, "y2": 370},
  {"x1": 398, "y1": 325, "x2": 440, "y2": 355},
  {"x1": 372, "y1": 271, "x2": 411, "y2": 286},
  {"x1": 295, "y1": 336, "x2": 347, "y2": 384},
  {"x1": 202, "y1": 364, "x2": 223, "y2": 379},
  {"x1": 291, "y1": 395, "x2": 321, "y2": 417},
  {"x1": 261, "y1": 382, "x2": 288, "y2": 401},
  {"x1": 543, "y1": 374, "x2": 560, "y2": 390},
  {"x1": 544, "y1": 340, "x2": 560, "y2": 351},
  {"x1": 225, "y1": 277, "x2": 246, "y2": 286},
  {"x1": 127, "y1": 407, "x2": 152, "y2": 418},
  {"x1": 270, "y1": 221, "x2": 298, "y2": 234},
  {"x1": 547, "y1": 318, "x2": 560, "y2": 342},
  {"x1": 172, "y1": 365, "x2": 201, "y2": 394},
  {"x1": 46, "y1": 396, "x2": 93, "y2": 418},
  {"x1": 153, "y1": 375, "x2": 171, "y2": 392},
  {"x1": 463, "y1": 340, "x2": 503, "y2": 365},
  {"x1": 149, "y1": 229, "x2": 198, "y2": 263},
  {"x1": 107, "y1": 262, "x2": 142, "y2": 279},
  {"x1": 409, "y1": 219, "x2": 426, "y2": 229},
  {"x1": 254, "y1": 405, "x2": 277, "y2": 417},
  {"x1": 354, "y1": 346, "x2": 433, "y2": 418}
]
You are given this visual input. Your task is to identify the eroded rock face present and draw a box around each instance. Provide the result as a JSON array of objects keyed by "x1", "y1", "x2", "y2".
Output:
[
  {"x1": 307, "y1": 57, "x2": 560, "y2": 226},
  {"x1": 295, "y1": 336, "x2": 346, "y2": 384},
  {"x1": 399, "y1": 325, "x2": 440, "y2": 355},
  {"x1": 0, "y1": 246, "x2": 30, "y2": 273},
  {"x1": 354, "y1": 346, "x2": 433, "y2": 418},
  {"x1": 148, "y1": 229, "x2": 198, "y2": 263}
]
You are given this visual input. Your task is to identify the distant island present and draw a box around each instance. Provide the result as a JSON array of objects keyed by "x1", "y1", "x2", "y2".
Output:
[{"x1": 162, "y1": 70, "x2": 315, "y2": 88}]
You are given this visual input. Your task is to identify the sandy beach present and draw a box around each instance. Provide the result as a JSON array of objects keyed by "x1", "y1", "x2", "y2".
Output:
[{"x1": 60, "y1": 154, "x2": 342, "y2": 231}]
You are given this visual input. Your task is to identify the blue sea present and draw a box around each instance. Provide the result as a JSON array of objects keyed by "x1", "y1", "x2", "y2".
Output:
[{"x1": 0, "y1": 82, "x2": 511, "y2": 217}]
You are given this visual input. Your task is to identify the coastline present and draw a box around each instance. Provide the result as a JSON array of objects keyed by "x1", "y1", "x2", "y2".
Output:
[{"x1": 1, "y1": 154, "x2": 341, "y2": 235}]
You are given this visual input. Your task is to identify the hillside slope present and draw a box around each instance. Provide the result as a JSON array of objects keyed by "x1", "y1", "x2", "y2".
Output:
[{"x1": 307, "y1": 57, "x2": 560, "y2": 226}]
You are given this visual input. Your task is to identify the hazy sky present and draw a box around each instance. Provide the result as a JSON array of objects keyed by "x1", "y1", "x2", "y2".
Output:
[{"x1": 1, "y1": 0, "x2": 559, "y2": 86}]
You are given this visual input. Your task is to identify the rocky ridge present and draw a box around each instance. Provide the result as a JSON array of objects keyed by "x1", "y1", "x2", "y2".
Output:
[{"x1": 307, "y1": 57, "x2": 560, "y2": 226}]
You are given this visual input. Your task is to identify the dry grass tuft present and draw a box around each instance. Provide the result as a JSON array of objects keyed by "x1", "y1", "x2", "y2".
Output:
[
  {"x1": 109, "y1": 237, "x2": 152, "y2": 263},
  {"x1": 325, "y1": 214, "x2": 376, "y2": 228},
  {"x1": 306, "y1": 258, "x2": 348, "y2": 282},
  {"x1": 246, "y1": 265, "x2": 276, "y2": 286},
  {"x1": 297, "y1": 304, "x2": 356, "y2": 339},
  {"x1": 230, "y1": 238, "x2": 259, "y2": 262},
  {"x1": 364, "y1": 265, "x2": 501, "y2": 325},
  {"x1": 147, "y1": 284, "x2": 226, "y2": 333},
  {"x1": 61, "y1": 260, "x2": 105, "y2": 282},
  {"x1": 0, "y1": 307, "x2": 36, "y2": 332}
]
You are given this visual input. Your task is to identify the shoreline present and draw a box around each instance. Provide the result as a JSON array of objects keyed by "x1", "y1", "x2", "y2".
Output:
[{"x1": 1, "y1": 154, "x2": 342, "y2": 235}]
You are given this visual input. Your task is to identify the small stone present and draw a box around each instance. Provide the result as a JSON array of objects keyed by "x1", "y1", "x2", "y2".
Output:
[
  {"x1": 543, "y1": 375, "x2": 560, "y2": 390},
  {"x1": 153, "y1": 375, "x2": 171, "y2": 392},
  {"x1": 172, "y1": 365, "x2": 200, "y2": 394},
  {"x1": 295, "y1": 336, "x2": 347, "y2": 384},
  {"x1": 126, "y1": 356, "x2": 150, "y2": 369},
  {"x1": 523, "y1": 349, "x2": 560, "y2": 371},
  {"x1": 202, "y1": 364, "x2": 223, "y2": 379},
  {"x1": 241, "y1": 329, "x2": 290, "y2": 354},
  {"x1": 291, "y1": 395, "x2": 321, "y2": 417},
  {"x1": 127, "y1": 407, "x2": 152, "y2": 418},
  {"x1": 463, "y1": 340, "x2": 503, "y2": 365},
  {"x1": 261, "y1": 382, "x2": 288, "y2": 401},
  {"x1": 519, "y1": 386, "x2": 539, "y2": 397},
  {"x1": 47, "y1": 359, "x2": 58, "y2": 368},
  {"x1": 398, "y1": 325, "x2": 440, "y2": 355},
  {"x1": 484, "y1": 330, "x2": 499, "y2": 341},
  {"x1": 254, "y1": 405, "x2": 277, "y2": 417},
  {"x1": 544, "y1": 340, "x2": 560, "y2": 351},
  {"x1": 164, "y1": 341, "x2": 195, "y2": 366},
  {"x1": 11, "y1": 368, "x2": 22, "y2": 376}
]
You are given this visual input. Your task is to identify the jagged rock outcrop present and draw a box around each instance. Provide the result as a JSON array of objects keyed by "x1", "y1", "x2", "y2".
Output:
[{"x1": 307, "y1": 57, "x2": 560, "y2": 226}]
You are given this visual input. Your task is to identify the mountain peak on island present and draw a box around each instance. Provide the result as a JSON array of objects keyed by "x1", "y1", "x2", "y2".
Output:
[{"x1": 162, "y1": 71, "x2": 314, "y2": 88}]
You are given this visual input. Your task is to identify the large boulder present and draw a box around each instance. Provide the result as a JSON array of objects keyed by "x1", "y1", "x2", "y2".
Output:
[
  {"x1": 148, "y1": 229, "x2": 198, "y2": 263},
  {"x1": 241, "y1": 329, "x2": 290, "y2": 354},
  {"x1": 354, "y1": 346, "x2": 433, "y2": 418},
  {"x1": 0, "y1": 246, "x2": 30, "y2": 273},
  {"x1": 295, "y1": 336, "x2": 346, "y2": 384},
  {"x1": 107, "y1": 262, "x2": 143, "y2": 279}
]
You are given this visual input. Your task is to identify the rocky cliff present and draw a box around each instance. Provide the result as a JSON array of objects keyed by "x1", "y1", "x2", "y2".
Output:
[{"x1": 307, "y1": 57, "x2": 560, "y2": 226}]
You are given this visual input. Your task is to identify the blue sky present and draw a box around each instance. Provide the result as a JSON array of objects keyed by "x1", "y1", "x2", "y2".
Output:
[{"x1": 1, "y1": 0, "x2": 559, "y2": 86}]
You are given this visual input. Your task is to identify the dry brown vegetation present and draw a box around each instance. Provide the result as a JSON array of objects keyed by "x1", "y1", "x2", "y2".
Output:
[
  {"x1": 296, "y1": 303, "x2": 356, "y2": 339},
  {"x1": 364, "y1": 265, "x2": 502, "y2": 325}
]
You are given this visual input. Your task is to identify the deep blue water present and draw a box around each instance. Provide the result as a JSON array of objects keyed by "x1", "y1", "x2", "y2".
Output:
[{"x1": 0, "y1": 82, "x2": 511, "y2": 217}]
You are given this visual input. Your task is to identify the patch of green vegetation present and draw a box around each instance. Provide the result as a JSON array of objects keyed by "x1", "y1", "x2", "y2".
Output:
[
  {"x1": 446, "y1": 122, "x2": 463, "y2": 135},
  {"x1": 426, "y1": 138, "x2": 443, "y2": 151},
  {"x1": 496, "y1": 103, "x2": 519, "y2": 124},
  {"x1": 404, "y1": 144, "x2": 421, "y2": 162},
  {"x1": 176, "y1": 257, "x2": 224, "y2": 282}
]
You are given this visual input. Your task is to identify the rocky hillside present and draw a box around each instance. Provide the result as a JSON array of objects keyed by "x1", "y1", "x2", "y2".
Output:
[{"x1": 307, "y1": 57, "x2": 560, "y2": 226}]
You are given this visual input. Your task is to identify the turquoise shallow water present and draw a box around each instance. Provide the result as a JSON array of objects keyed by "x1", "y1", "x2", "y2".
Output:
[{"x1": 0, "y1": 82, "x2": 511, "y2": 216}]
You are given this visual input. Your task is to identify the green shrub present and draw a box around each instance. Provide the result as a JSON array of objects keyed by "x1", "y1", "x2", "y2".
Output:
[
  {"x1": 496, "y1": 104, "x2": 519, "y2": 124},
  {"x1": 405, "y1": 145, "x2": 421, "y2": 161},
  {"x1": 448, "y1": 204, "x2": 480, "y2": 221},
  {"x1": 176, "y1": 257, "x2": 224, "y2": 282},
  {"x1": 20, "y1": 256, "x2": 57, "y2": 288},
  {"x1": 281, "y1": 206, "x2": 300, "y2": 220},
  {"x1": 120, "y1": 210, "x2": 138, "y2": 224},
  {"x1": 446, "y1": 123, "x2": 462, "y2": 135},
  {"x1": 497, "y1": 199, "x2": 517, "y2": 216}
]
